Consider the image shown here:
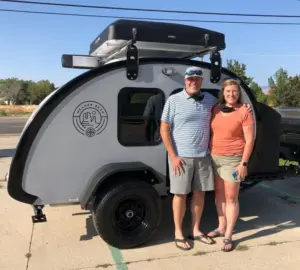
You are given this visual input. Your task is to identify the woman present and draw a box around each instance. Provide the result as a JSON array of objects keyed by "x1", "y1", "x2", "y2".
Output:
[{"x1": 207, "y1": 79, "x2": 255, "y2": 252}]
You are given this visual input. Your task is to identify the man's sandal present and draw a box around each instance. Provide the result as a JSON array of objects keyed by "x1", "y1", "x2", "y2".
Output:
[
  {"x1": 221, "y1": 238, "x2": 234, "y2": 252},
  {"x1": 174, "y1": 238, "x2": 192, "y2": 251},
  {"x1": 207, "y1": 228, "x2": 225, "y2": 238},
  {"x1": 188, "y1": 234, "x2": 215, "y2": 245}
]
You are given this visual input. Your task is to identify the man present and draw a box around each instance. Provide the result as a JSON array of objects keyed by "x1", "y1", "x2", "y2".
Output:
[
  {"x1": 160, "y1": 66, "x2": 220, "y2": 250},
  {"x1": 143, "y1": 93, "x2": 164, "y2": 143}
]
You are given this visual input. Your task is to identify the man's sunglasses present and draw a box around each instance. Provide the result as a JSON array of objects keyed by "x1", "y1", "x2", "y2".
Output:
[{"x1": 185, "y1": 70, "x2": 203, "y2": 77}]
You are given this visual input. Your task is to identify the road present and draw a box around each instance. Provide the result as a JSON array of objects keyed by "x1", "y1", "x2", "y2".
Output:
[
  {"x1": 0, "y1": 116, "x2": 28, "y2": 134},
  {"x1": 0, "y1": 117, "x2": 28, "y2": 157}
]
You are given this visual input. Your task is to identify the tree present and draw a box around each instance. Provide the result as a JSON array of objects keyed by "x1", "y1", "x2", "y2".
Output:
[
  {"x1": 225, "y1": 59, "x2": 253, "y2": 86},
  {"x1": 31, "y1": 80, "x2": 55, "y2": 104},
  {"x1": 225, "y1": 59, "x2": 267, "y2": 104},
  {"x1": 0, "y1": 78, "x2": 57, "y2": 105},
  {"x1": 15, "y1": 80, "x2": 32, "y2": 105},
  {"x1": 268, "y1": 68, "x2": 289, "y2": 107},
  {"x1": 266, "y1": 88, "x2": 277, "y2": 107},
  {"x1": 0, "y1": 78, "x2": 22, "y2": 104},
  {"x1": 249, "y1": 82, "x2": 267, "y2": 104},
  {"x1": 280, "y1": 75, "x2": 300, "y2": 107}
]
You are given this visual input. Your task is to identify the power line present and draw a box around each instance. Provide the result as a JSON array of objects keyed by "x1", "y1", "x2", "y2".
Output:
[
  {"x1": 2, "y1": 8, "x2": 300, "y2": 25},
  {"x1": 2, "y1": 0, "x2": 300, "y2": 18},
  {"x1": 228, "y1": 53, "x2": 300, "y2": 57}
]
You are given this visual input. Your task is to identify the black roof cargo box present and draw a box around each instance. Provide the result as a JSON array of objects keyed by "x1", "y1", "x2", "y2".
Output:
[{"x1": 89, "y1": 19, "x2": 226, "y2": 60}]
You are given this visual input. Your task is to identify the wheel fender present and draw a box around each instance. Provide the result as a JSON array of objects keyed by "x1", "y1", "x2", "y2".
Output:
[{"x1": 79, "y1": 162, "x2": 164, "y2": 208}]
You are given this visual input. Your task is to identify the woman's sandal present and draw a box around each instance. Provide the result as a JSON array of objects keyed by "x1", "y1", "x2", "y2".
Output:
[
  {"x1": 188, "y1": 234, "x2": 215, "y2": 245},
  {"x1": 174, "y1": 238, "x2": 192, "y2": 251},
  {"x1": 221, "y1": 238, "x2": 234, "y2": 252}
]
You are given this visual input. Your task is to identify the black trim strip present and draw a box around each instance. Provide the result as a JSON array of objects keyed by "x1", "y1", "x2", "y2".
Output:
[{"x1": 7, "y1": 58, "x2": 257, "y2": 205}]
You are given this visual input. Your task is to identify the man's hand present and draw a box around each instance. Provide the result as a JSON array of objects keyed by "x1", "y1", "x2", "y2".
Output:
[
  {"x1": 170, "y1": 155, "x2": 185, "y2": 176},
  {"x1": 243, "y1": 103, "x2": 252, "y2": 114}
]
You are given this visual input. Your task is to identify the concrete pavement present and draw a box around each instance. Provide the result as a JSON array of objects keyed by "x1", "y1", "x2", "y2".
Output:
[{"x1": 1, "y1": 133, "x2": 300, "y2": 270}]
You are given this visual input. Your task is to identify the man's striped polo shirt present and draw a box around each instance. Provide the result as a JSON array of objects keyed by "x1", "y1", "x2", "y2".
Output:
[{"x1": 161, "y1": 89, "x2": 218, "y2": 157}]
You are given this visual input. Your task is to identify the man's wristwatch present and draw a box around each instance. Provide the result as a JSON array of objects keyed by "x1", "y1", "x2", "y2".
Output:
[{"x1": 241, "y1": 161, "x2": 247, "y2": 166}]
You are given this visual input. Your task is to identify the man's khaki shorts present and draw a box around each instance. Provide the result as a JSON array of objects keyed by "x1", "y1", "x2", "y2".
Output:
[
  {"x1": 168, "y1": 155, "x2": 214, "y2": 195},
  {"x1": 211, "y1": 154, "x2": 242, "y2": 182}
]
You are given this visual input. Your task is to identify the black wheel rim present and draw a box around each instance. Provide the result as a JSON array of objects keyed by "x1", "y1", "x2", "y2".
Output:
[{"x1": 113, "y1": 196, "x2": 146, "y2": 234}]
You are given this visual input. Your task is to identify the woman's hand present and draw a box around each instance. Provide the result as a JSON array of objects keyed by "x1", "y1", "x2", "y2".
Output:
[
  {"x1": 236, "y1": 164, "x2": 247, "y2": 181},
  {"x1": 170, "y1": 156, "x2": 185, "y2": 176}
]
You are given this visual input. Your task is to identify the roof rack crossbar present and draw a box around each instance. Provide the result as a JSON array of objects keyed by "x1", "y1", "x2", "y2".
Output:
[{"x1": 61, "y1": 28, "x2": 139, "y2": 69}]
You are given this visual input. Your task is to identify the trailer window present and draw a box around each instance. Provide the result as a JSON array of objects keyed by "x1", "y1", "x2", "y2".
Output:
[{"x1": 118, "y1": 87, "x2": 165, "y2": 146}]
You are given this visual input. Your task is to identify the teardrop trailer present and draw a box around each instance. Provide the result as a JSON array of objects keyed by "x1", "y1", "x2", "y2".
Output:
[{"x1": 6, "y1": 19, "x2": 300, "y2": 249}]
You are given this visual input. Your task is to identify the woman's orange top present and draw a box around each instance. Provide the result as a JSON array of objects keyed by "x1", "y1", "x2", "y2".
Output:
[{"x1": 209, "y1": 104, "x2": 254, "y2": 156}]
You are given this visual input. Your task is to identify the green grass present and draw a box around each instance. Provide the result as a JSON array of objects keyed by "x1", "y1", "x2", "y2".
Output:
[
  {"x1": 279, "y1": 159, "x2": 298, "y2": 166},
  {"x1": 194, "y1": 251, "x2": 208, "y2": 256},
  {"x1": 0, "y1": 110, "x2": 32, "y2": 116},
  {"x1": 0, "y1": 110, "x2": 8, "y2": 116},
  {"x1": 266, "y1": 241, "x2": 280, "y2": 246},
  {"x1": 235, "y1": 244, "x2": 249, "y2": 251},
  {"x1": 25, "y1": 253, "x2": 32, "y2": 259}
]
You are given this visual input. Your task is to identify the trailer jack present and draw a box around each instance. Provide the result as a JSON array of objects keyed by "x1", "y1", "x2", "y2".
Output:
[{"x1": 32, "y1": 205, "x2": 47, "y2": 223}]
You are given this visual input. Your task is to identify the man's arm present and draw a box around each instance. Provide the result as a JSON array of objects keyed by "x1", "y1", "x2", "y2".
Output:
[
  {"x1": 160, "y1": 121, "x2": 177, "y2": 159},
  {"x1": 160, "y1": 98, "x2": 177, "y2": 158},
  {"x1": 160, "y1": 98, "x2": 185, "y2": 175}
]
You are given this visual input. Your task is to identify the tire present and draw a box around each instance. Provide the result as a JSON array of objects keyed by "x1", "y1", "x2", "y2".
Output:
[{"x1": 92, "y1": 179, "x2": 162, "y2": 249}]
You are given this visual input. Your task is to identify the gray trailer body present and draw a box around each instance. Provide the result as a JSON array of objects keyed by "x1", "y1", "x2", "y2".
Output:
[{"x1": 7, "y1": 61, "x2": 255, "y2": 206}]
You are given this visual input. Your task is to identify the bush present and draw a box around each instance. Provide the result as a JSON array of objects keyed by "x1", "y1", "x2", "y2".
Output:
[{"x1": 0, "y1": 105, "x2": 37, "y2": 116}]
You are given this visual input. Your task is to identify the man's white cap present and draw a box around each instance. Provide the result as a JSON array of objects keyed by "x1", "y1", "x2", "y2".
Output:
[{"x1": 184, "y1": 66, "x2": 203, "y2": 79}]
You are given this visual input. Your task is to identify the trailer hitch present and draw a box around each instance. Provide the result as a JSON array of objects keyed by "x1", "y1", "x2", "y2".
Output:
[{"x1": 32, "y1": 205, "x2": 47, "y2": 223}]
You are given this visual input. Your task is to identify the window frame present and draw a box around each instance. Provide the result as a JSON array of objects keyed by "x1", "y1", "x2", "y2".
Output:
[{"x1": 117, "y1": 87, "x2": 166, "y2": 147}]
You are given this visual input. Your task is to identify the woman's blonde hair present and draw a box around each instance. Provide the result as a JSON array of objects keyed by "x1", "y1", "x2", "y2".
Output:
[{"x1": 219, "y1": 79, "x2": 242, "y2": 105}]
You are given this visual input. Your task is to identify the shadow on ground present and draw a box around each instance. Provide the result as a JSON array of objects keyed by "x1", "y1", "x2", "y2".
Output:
[
  {"x1": 79, "y1": 180, "x2": 300, "y2": 248},
  {"x1": 0, "y1": 148, "x2": 15, "y2": 158}
]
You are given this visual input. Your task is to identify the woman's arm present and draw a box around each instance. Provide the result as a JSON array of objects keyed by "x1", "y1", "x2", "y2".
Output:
[
  {"x1": 237, "y1": 121, "x2": 255, "y2": 181},
  {"x1": 241, "y1": 124, "x2": 255, "y2": 165},
  {"x1": 240, "y1": 108, "x2": 255, "y2": 164}
]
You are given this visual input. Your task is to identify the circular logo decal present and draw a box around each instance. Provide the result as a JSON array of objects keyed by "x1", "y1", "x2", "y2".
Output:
[{"x1": 73, "y1": 101, "x2": 108, "y2": 137}]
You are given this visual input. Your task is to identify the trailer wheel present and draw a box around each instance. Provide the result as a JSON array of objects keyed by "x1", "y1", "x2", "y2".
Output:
[{"x1": 92, "y1": 179, "x2": 162, "y2": 249}]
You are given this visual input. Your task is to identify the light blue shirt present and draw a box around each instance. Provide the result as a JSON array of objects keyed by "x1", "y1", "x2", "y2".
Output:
[{"x1": 161, "y1": 89, "x2": 218, "y2": 157}]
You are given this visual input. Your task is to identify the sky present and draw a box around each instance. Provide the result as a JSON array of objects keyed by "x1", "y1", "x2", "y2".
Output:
[{"x1": 1, "y1": 0, "x2": 300, "y2": 89}]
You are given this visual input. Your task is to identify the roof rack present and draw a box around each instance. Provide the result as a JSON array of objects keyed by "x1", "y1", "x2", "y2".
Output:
[{"x1": 61, "y1": 19, "x2": 224, "y2": 83}]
